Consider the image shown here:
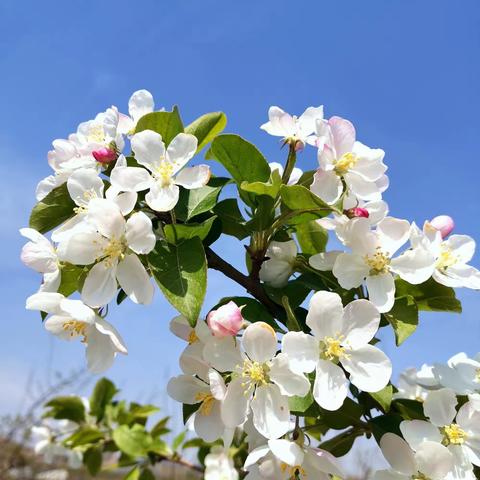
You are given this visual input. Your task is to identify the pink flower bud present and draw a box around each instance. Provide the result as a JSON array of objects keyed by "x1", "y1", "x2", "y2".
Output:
[
  {"x1": 92, "y1": 147, "x2": 117, "y2": 164},
  {"x1": 345, "y1": 207, "x2": 370, "y2": 219},
  {"x1": 207, "y1": 301, "x2": 244, "y2": 338},
  {"x1": 429, "y1": 215, "x2": 454, "y2": 239}
]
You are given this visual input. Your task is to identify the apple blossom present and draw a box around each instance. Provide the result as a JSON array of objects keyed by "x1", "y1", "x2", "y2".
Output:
[
  {"x1": 218, "y1": 322, "x2": 310, "y2": 439},
  {"x1": 207, "y1": 301, "x2": 244, "y2": 337},
  {"x1": 26, "y1": 292, "x2": 127, "y2": 373},
  {"x1": 393, "y1": 367, "x2": 431, "y2": 402},
  {"x1": 56, "y1": 198, "x2": 155, "y2": 307},
  {"x1": 309, "y1": 116, "x2": 388, "y2": 204},
  {"x1": 168, "y1": 369, "x2": 229, "y2": 443},
  {"x1": 331, "y1": 217, "x2": 436, "y2": 312},
  {"x1": 259, "y1": 240, "x2": 297, "y2": 288},
  {"x1": 244, "y1": 439, "x2": 344, "y2": 480},
  {"x1": 20, "y1": 228, "x2": 60, "y2": 292},
  {"x1": 51, "y1": 166, "x2": 137, "y2": 242},
  {"x1": 432, "y1": 352, "x2": 480, "y2": 395},
  {"x1": 429, "y1": 215, "x2": 455, "y2": 239},
  {"x1": 400, "y1": 388, "x2": 480, "y2": 472},
  {"x1": 410, "y1": 222, "x2": 480, "y2": 289},
  {"x1": 260, "y1": 105, "x2": 324, "y2": 149},
  {"x1": 375, "y1": 432, "x2": 454, "y2": 480},
  {"x1": 282, "y1": 291, "x2": 391, "y2": 410},
  {"x1": 110, "y1": 130, "x2": 210, "y2": 212}
]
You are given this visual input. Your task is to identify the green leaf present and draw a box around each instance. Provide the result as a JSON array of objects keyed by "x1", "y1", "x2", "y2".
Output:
[
  {"x1": 289, "y1": 390, "x2": 314, "y2": 415},
  {"x1": 66, "y1": 426, "x2": 104, "y2": 447},
  {"x1": 369, "y1": 414, "x2": 403, "y2": 444},
  {"x1": 320, "y1": 398, "x2": 364, "y2": 430},
  {"x1": 383, "y1": 296, "x2": 419, "y2": 346},
  {"x1": 240, "y1": 170, "x2": 282, "y2": 199},
  {"x1": 392, "y1": 399, "x2": 426, "y2": 420},
  {"x1": 213, "y1": 198, "x2": 248, "y2": 239},
  {"x1": 90, "y1": 378, "x2": 118, "y2": 421},
  {"x1": 139, "y1": 468, "x2": 156, "y2": 480},
  {"x1": 172, "y1": 431, "x2": 186, "y2": 451},
  {"x1": 279, "y1": 184, "x2": 334, "y2": 224},
  {"x1": 135, "y1": 106, "x2": 184, "y2": 146},
  {"x1": 57, "y1": 264, "x2": 85, "y2": 297},
  {"x1": 148, "y1": 238, "x2": 207, "y2": 325},
  {"x1": 175, "y1": 184, "x2": 224, "y2": 221},
  {"x1": 246, "y1": 195, "x2": 276, "y2": 231},
  {"x1": 113, "y1": 425, "x2": 152, "y2": 458},
  {"x1": 206, "y1": 134, "x2": 270, "y2": 184},
  {"x1": 184, "y1": 112, "x2": 227, "y2": 153},
  {"x1": 124, "y1": 466, "x2": 140, "y2": 480},
  {"x1": 83, "y1": 445, "x2": 103, "y2": 476},
  {"x1": 164, "y1": 216, "x2": 216, "y2": 244},
  {"x1": 368, "y1": 384, "x2": 393, "y2": 413},
  {"x1": 44, "y1": 396, "x2": 86, "y2": 423},
  {"x1": 295, "y1": 220, "x2": 328, "y2": 255},
  {"x1": 395, "y1": 277, "x2": 462, "y2": 313},
  {"x1": 29, "y1": 183, "x2": 75, "y2": 233},
  {"x1": 319, "y1": 430, "x2": 360, "y2": 457},
  {"x1": 151, "y1": 416, "x2": 171, "y2": 438}
]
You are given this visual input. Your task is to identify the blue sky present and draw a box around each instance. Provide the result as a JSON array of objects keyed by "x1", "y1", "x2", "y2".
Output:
[{"x1": 1, "y1": 0, "x2": 480, "y2": 421}]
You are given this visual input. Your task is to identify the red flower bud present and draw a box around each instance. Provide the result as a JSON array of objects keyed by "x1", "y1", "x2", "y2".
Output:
[
  {"x1": 92, "y1": 147, "x2": 117, "y2": 164},
  {"x1": 345, "y1": 207, "x2": 370, "y2": 219}
]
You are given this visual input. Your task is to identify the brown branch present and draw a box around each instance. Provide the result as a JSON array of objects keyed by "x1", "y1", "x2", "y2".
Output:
[{"x1": 205, "y1": 247, "x2": 283, "y2": 318}]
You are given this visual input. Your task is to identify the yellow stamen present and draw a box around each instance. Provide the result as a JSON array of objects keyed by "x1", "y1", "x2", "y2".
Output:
[
  {"x1": 241, "y1": 359, "x2": 269, "y2": 391},
  {"x1": 62, "y1": 321, "x2": 88, "y2": 342},
  {"x1": 442, "y1": 423, "x2": 467, "y2": 446},
  {"x1": 88, "y1": 124, "x2": 106, "y2": 143},
  {"x1": 155, "y1": 161, "x2": 174, "y2": 187},
  {"x1": 364, "y1": 247, "x2": 390, "y2": 275},
  {"x1": 195, "y1": 392, "x2": 215, "y2": 416},
  {"x1": 280, "y1": 463, "x2": 306, "y2": 479},
  {"x1": 435, "y1": 245, "x2": 458, "y2": 270},
  {"x1": 411, "y1": 473, "x2": 429, "y2": 480},
  {"x1": 188, "y1": 330, "x2": 199, "y2": 344},
  {"x1": 102, "y1": 236, "x2": 127, "y2": 267},
  {"x1": 334, "y1": 152, "x2": 358, "y2": 175},
  {"x1": 321, "y1": 334, "x2": 349, "y2": 362}
]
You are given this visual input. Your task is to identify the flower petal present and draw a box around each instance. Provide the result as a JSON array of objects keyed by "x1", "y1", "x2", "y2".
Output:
[
  {"x1": 81, "y1": 260, "x2": 118, "y2": 307},
  {"x1": 175, "y1": 165, "x2": 211, "y2": 189},
  {"x1": 400, "y1": 420, "x2": 443, "y2": 451},
  {"x1": 269, "y1": 353, "x2": 311, "y2": 397},
  {"x1": 125, "y1": 211, "x2": 156, "y2": 254},
  {"x1": 281, "y1": 331, "x2": 319, "y2": 374},
  {"x1": 243, "y1": 322, "x2": 277, "y2": 363},
  {"x1": 306, "y1": 291, "x2": 344, "y2": 340},
  {"x1": 310, "y1": 169, "x2": 342, "y2": 204},
  {"x1": 414, "y1": 441, "x2": 454, "y2": 480},
  {"x1": 366, "y1": 272, "x2": 395, "y2": 313},
  {"x1": 268, "y1": 439, "x2": 304, "y2": 467},
  {"x1": 342, "y1": 344, "x2": 392, "y2": 392},
  {"x1": 145, "y1": 182, "x2": 179, "y2": 212},
  {"x1": 116, "y1": 254, "x2": 154, "y2": 305},
  {"x1": 166, "y1": 133, "x2": 198, "y2": 173},
  {"x1": 333, "y1": 253, "x2": 369, "y2": 289},
  {"x1": 313, "y1": 359, "x2": 348, "y2": 411},
  {"x1": 251, "y1": 384, "x2": 290, "y2": 439},
  {"x1": 221, "y1": 377, "x2": 251, "y2": 428},
  {"x1": 167, "y1": 375, "x2": 209, "y2": 404},
  {"x1": 424, "y1": 388, "x2": 457, "y2": 426},
  {"x1": 341, "y1": 299, "x2": 380, "y2": 349},
  {"x1": 380, "y1": 433, "x2": 416, "y2": 475},
  {"x1": 56, "y1": 231, "x2": 106, "y2": 265},
  {"x1": 128, "y1": 89, "x2": 154, "y2": 124},
  {"x1": 390, "y1": 248, "x2": 435, "y2": 284},
  {"x1": 67, "y1": 168, "x2": 104, "y2": 207},
  {"x1": 131, "y1": 129, "x2": 165, "y2": 171},
  {"x1": 376, "y1": 217, "x2": 410, "y2": 255}
]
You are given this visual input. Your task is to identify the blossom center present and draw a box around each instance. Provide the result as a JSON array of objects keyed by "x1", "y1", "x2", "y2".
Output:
[
  {"x1": 155, "y1": 161, "x2": 174, "y2": 187},
  {"x1": 364, "y1": 247, "x2": 391, "y2": 275},
  {"x1": 62, "y1": 320, "x2": 88, "y2": 341},
  {"x1": 320, "y1": 334, "x2": 347, "y2": 362},
  {"x1": 442, "y1": 423, "x2": 467, "y2": 445},
  {"x1": 241, "y1": 359, "x2": 269, "y2": 390},
  {"x1": 411, "y1": 473, "x2": 430, "y2": 480},
  {"x1": 73, "y1": 189, "x2": 99, "y2": 214},
  {"x1": 195, "y1": 392, "x2": 215, "y2": 416},
  {"x1": 102, "y1": 236, "x2": 127, "y2": 266},
  {"x1": 280, "y1": 463, "x2": 306, "y2": 479},
  {"x1": 334, "y1": 152, "x2": 358, "y2": 175},
  {"x1": 435, "y1": 245, "x2": 458, "y2": 270},
  {"x1": 88, "y1": 124, "x2": 106, "y2": 143},
  {"x1": 188, "y1": 330, "x2": 199, "y2": 344}
]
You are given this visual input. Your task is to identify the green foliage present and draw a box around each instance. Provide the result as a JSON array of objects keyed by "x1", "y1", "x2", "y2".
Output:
[
  {"x1": 90, "y1": 377, "x2": 118, "y2": 421},
  {"x1": 213, "y1": 198, "x2": 248, "y2": 239},
  {"x1": 83, "y1": 445, "x2": 103, "y2": 476},
  {"x1": 384, "y1": 295, "x2": 419, "y2": 346},
  {"x1": 164, "y1": 216, "x2": 217, "y2": 243},
  {"x1": 206, "y1": 134, "x2": 271, "y2": 184},
  {"x1": 184, "y1": 111, "x2": 227, "y2": 152},
  {"x1": 368, "y1": 384, "x2": 394, "y2": 413},
  {"x1": 295, "y1": 220, "x2": 328, "y2": 255},
  {"x1": 148, "y1": 237, "x2": 207, "y2": 326},
  {"x1": 29, "y1": 183, "x2": 75, "y2": 233},
  {"x1": 44, "y1": 396, "x2": 86, "y2": 423},
  {"x1": 135, "y1": 106, "x2": 184, "y2": 145},
  {"x1": 57, "y1": 264, "x2": 85, "y2": 297},
  {"x1": 395, "y1": 277, "x2": 462, "y2": 313}
]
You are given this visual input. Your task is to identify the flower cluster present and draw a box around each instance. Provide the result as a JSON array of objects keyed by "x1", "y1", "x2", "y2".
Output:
[{"x1": 21, "y1": 97, "x2": 480, "y2": 478}]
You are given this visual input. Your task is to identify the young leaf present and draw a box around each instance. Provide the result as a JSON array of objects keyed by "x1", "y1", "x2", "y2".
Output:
[
  {"x1": 164, "y1": 216, "x2": 216, "y2": 244},
  {"x1": 175, "y1": 184, "x2": 224, "y2": 221},
  {"x1": 29, "y1": 183, "x2": 75, "y2": 233},
  {"x1": 90, "y1": 377, "x2": 118, "y2": 421},
  {"x1": 135, "y1": 106, "x2": 184, "y2": 146},
  {"x1": 295, "y1": 220, "x2": 328, "y2": 255},
  {"x1": 57, "y1": 264, "x2": 85, "y2": 297},
  {"x1": 113, "y1": 425, "x2": 152, "y2": 458},
  {"x1": 395, "y1": 278, "x2": 462, "y2": 313},
  {"x1": 184, "y1": 112, "x2": 227, "y2": 153},
  {"x1": 206, "y1": 134, "x2": 270, "y2": 184},
  {"x1": 44, "y1": 396, "x2": 86, "y2": 423},
  {"x1": 368, "y1": 384, "x2": 393, "y2": 413},
  {"x1": 213, "y1": 198, "x2": 249, "y2": 239},
  {"x1": 148, "y1": 238, "x2": 207, "y2": 326},
  {"x1": 383, "y1": 295, "x2": 419, "y2": 346},
  {"x1": 83, "y1": 445, "x2": 103, "y2": 476}
]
